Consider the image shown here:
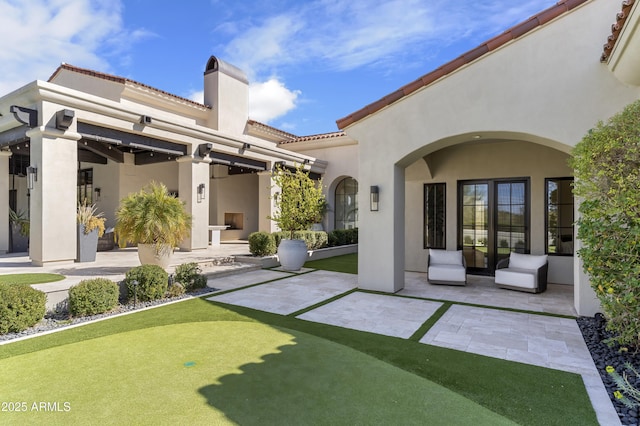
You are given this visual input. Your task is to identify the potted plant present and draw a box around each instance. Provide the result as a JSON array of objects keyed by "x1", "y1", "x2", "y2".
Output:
[
  {"x1": 76, "y1": 201, "x2": 106, "y2": 262},
  {"x1": 9, "y1": 208, "x2": 29, "y2": 253},
  {"x1": 310, "y1": 199, "x2": 330, "y2": 231},
  {"x1": 269, "y1": 164, "x2": 325, "y2": 271},
  {"x1": 114, "y1": 181, "x2": 192, "y2": 268}
]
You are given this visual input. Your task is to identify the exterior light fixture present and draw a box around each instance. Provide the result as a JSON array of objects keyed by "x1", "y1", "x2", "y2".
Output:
[
  {"x1": 370, "y1": 185, "x2": 379, "y2": 211},
  {"x1": 95, "y1": 187, "x2": 101, "y2": 201},
  {"x1": 27, "y1": 166, "x2": 37, "y2": 190},
  {"x1": 197, "y1": 183, "x2": 206, "y2": 203}
]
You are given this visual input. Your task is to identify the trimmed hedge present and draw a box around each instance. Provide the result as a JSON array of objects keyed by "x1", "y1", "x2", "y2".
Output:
[
  {"x1": 124, "y1": 264, "x2": 168, "y2": 302},
  {"x1": 249, "y1": 229, "x2": 356, "y2": 256},
  {"x1": 69, "y1": 278, "x2": 119, "y2": 317},
  {"x1": 248, "y1": 232, "x2": 277, "y2": 256},
  {"x1": 273, "y1": 231, "x2": 328, "y2": 250},
  {"x1": 0, "y1": 283, "x2": 46, "y2": 334},
  {"x1": 174, "y1": 262, "x2": 207, "y2": 292},
  {"x1": 328, "y1": 228, "x2": 358, "y2": 247}
]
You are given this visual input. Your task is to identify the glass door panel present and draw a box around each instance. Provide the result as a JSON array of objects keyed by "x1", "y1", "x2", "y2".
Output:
[
  {"x1": 461, "y1": 183, "x2": 489, "y2": 272},
  {"x1": 459, "y1": 179, "x2": 529, "y2": 275}
]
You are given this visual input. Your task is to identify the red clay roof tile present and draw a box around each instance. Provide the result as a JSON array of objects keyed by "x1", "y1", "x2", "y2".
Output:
[
  {"x1": 601, "y1": 0, "x2": 636, "y2": 62},
  {"x1": 336, "y1": 0, "x2": 590, "y2": 130},
  {"x1": 48, "y1": 63, "x2": 209, "y2": 109}
]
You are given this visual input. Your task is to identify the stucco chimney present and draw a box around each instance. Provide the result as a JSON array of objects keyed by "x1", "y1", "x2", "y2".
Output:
[{"x1": 203, "y1": 56, "x2": 249, "y2": 135}]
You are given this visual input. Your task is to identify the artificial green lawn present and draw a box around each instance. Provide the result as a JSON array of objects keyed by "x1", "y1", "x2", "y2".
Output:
[
  {"x1": 304, "y1": 253, "x2": 358, "y2": 274},
  {"x1": 0, "y1": 297, "x2": 598, "y2": 425},
  {"x1": 0, "y1": 273, "x2": 65, "y2": 285},
  {"x1": 0, "y1": 321, "x2": 516, "y2": 425}
]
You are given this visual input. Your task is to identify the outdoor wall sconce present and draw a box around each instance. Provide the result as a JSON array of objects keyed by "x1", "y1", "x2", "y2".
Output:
[
  {"x1": 140, "y1": 115, "x2": 152, "y2": 124},
  {"x1": 95, "y1": 187, "x2": 101, "y2": 201},
  {"x1": 370, "y1": 185, "x2": 379, "y2": 211},
  {"x1": 27, "y1": 166, "x2": 37, "y2": 190},
  {"x1": 197, "y1": 183, "x2": 206, "y2": 203},
  {"x1": 55, "y1": 109, "x2": 74, "y2": 130}
]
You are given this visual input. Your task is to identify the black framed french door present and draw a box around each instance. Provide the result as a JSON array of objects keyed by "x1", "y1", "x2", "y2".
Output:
[{"x1": 458, "y1": 178, "x2": 530, "y2": 275}]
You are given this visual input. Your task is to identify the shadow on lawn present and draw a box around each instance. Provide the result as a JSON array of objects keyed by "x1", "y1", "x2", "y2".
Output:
[{"x1": 197, "y1": 333, "x2": 444, "y2": 425}]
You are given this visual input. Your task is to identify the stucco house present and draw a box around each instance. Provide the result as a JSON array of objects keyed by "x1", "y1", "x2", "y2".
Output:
[
  {"x1": 0, "y1": 0, "x2": 638, "y2": 317},
  {"x1": 336, "y1": 0, "x2": 640, "y2": 316},
  {"x1": 0, "y1": 56, "x2": 357, "y2": 267}
]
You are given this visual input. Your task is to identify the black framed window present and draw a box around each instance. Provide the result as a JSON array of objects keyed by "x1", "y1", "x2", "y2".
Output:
[
  {"x1": 77, "y1": 169, "x2": 93, "y2": 204},
  {"x1": 546, "y1": 178, "x2": 574, "y2": 255},
  {"x1": 424, "y1": 183, "x2": 446, "y2": 249},
  {"x1": 335, "y1": 177, "x2": 358, "y2": 230}
]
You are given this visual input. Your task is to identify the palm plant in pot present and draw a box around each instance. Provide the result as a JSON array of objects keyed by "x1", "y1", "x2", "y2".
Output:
[
  {"x1": 76, "y1": 200, "x2": 106, "y2": 262},
  {"x1": 114, "y1": 181, "x2": 192, "y2": 268},
  {"x1": 269, "y1": 164, "x2": 325, "y2": 271},
  {"x1": 9, "y1": 208, "x2": 29, "y2": 253}
]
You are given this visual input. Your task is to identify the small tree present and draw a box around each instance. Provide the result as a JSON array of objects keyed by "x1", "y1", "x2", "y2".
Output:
[
  {"x1": 570, "y1": 99, "x2": 640, "y2": 348},
  {"x1": 269, "y1": 164, "x2": 325, "y2": 240}
]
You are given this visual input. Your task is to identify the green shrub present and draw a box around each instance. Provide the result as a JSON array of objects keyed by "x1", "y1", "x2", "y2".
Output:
[
  {"x1": 124, "y1": 264, "x2": 168, "y2": 302},
  {"x1": 174, "y1": 262, "x2": 207, "y2": 292},
  {"x1": 328, "y1": 228, "x2": 358, "y2": 246},
  {"x1": 273, "y1": 231, "x2": 328, "y2": 250},
  {"x1": 0, "y1": 283, "x2": 46, "y2": 334},
  {"x1": 571, "y1": 98, "x2": 640, "y2": 348},
  {"x1": 248, "y1": 232, "x2": 276, "y2": 256},
  {"x1": 166, "y1": 281, "x2": 185, "y2": 298},
  {"x1": 69, "y1": 278, "x2": 119, "y2": 317}
]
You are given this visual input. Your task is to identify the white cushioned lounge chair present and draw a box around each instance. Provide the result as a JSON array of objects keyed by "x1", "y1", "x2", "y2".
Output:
[
  {"x1": 427, "y1": 249, "x2": 467, "y2": 286},
  {"x1": 495, "y1": 252, "x2": 548, "y2": 293}
]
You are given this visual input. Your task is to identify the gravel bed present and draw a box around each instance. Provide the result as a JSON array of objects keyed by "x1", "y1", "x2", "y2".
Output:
[
  {"x1": 578, "y1": 314, "x2": 640, "y2": 426},
  {"x1": 0, "y1": 287, "x2": 217, "y2": 343}
]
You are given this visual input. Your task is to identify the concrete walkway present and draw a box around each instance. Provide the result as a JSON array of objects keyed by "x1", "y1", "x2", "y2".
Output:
[{"x1": 206, "y1": 269, "x2": 620, "y2": 426}]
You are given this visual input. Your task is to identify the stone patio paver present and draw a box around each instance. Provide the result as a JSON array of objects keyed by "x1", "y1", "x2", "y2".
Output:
[
  {"x1": 207, "y1": 270, "x2": 357, "y2": 315},
  {"x1": 297, "y1": 292, "x2": 442, "y2": 339}
]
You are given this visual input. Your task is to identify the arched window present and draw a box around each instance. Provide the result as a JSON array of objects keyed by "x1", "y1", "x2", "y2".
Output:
[{"x1": 335, "y1": 177, "x2": 358, "y2": 230}]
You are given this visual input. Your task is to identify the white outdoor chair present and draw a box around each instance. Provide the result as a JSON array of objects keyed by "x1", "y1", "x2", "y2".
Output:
[
  {"x1": 495, "y1": 252, "x2": 548, "y2": 293},
  {"x1": 427, "y1": 249, "x2": 467, "y2": 286}
]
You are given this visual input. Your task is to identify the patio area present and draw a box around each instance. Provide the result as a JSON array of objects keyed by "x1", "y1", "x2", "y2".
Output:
[{"x1": 0, "y1": 248, "x2": 618, "y2": 424}]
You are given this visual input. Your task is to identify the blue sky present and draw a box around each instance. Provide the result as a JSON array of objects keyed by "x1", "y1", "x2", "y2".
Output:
[{"x1": 0, "y1": 0, "x2": 558, "y2": 136}]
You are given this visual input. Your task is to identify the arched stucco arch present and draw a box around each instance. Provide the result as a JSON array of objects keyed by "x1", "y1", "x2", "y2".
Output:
[{"x1": 396, "y1": 131, "x2": 572, "y2": 170}]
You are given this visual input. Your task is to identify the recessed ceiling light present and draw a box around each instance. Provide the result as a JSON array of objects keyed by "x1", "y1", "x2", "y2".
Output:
[{"x1": 472, "y1": 135, "x2": 481, "y2": 139}]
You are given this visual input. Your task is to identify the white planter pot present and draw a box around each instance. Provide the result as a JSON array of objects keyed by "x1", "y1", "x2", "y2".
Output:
[
  {"x1": 277, "y1": 239, "x2": 308, "y2": 271},
  {"x1": 137, "y1": 243, "x2": 173, "y2": 269}
]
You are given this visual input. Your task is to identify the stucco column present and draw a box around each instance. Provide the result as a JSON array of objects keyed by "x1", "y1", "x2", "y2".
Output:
[
  {"x1": 258, "y1": 170, "x2": 279, "y2": 233},
  {"x1": 27, "y1": 126, "x2": 80, "y2": 266},
  {"x1": 0, "y1": 150, "x2": 11, "y2": 254},
  {"x1": 358, "y1": 164, "x2": 405, "y2": 292},
  {"x1": 177, "y1": 156, "x2": 211, "y2": 251}
]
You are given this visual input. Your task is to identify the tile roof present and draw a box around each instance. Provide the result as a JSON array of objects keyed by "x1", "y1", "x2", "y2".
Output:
[
  {"x1": 47, "y1": 63, "x2": 210, "y2": 109},
  {"x1": 336, "y1": 0, "x2": 590, "y2": 130},
  {"x1": 284, "y1": 131, "x2": 346, "y2": 144},
  {"x1": 601, "y1": 0, "x2": 636, "y2": 62},
  {"x1": 246, "y1": 119, "x2": 299, "y2": 141}
]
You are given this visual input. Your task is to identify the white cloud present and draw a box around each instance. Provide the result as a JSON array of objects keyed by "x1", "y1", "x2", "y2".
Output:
[
  {"x1": 222, "y1": 0, "x2": 557, "y2": 77},
  {"x1": 0, "y1": 0, "x2": 149, "y2": 94},
  {"x1": 186, "y1": 79, "x2": 299, "y2": 126},
  {"x1": 188, "y1": 90, "x2": 205, "y2": 104},
  {"x1": 248, "y1": 78, "x2": 300, "y2": 123}
]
